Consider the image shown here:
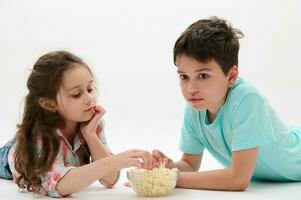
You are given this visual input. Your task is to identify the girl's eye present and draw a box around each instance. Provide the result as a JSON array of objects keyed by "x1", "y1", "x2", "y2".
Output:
[
  {"x1": 179, "y1": 74, "x2": 189, "y2": 80},
  {"x1": 198, "y1": 73, "x2": 209, "y2": 80},
  {"x1": 88, "y1": 87, "x2": 94, "y2": 93},
  {"x1": 72, "y1": 93, "x2": 81, "y2": 98}
]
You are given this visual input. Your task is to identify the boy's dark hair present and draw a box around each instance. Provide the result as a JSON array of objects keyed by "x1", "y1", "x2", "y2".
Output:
[{"x1": 173, "y1": 16, "x2": 243, "y2": 75}]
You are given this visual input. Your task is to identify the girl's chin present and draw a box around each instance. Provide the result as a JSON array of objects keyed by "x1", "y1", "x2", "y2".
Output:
[{"x1": 81, "y1": 113, "x2": 94, "y2": 122}]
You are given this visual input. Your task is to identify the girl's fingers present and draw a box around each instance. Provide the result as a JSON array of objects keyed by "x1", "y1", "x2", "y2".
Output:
[
  {"x1": 90, "y1": 107, "x2": 104, "y2": 124},
  {"x1": 152, "y1": 151, "x2": 162, "y2": 162},
  {"x1": 130, "y1": 158, "x2": 142, "y2": 168},
  {"x1": 94, "y1": 105, "x2": 105, "y2": 116},
  {"x1": 140, "y1": 152, "x2": 150, "y2": 169},
  {"x1": 127, "y1": 149, "x2": 163, "y2": 169},
  {"x1": 124, "y1": 181, "x2": 131, "y2": 187},
  {"x1": 131, "y1": 151, "x2": 153, "y2": 169},
  {"x1": 152, "y1": 149, "x2": 164, "y2": 162}
]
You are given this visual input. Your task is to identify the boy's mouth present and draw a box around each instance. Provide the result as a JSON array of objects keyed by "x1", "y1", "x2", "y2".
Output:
[{"x1": 188, "y1": 98, "x2": 204, "y2": 103}]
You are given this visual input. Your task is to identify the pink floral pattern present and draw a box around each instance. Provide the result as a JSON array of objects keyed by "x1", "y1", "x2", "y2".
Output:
[{"x1": 8, "y1": 129, "x2": 114, "y2": 197}]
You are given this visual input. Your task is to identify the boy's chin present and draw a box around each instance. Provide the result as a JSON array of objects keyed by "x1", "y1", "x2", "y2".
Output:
[{"x1": 189, "y1": 103, "x2": 206, "y2": 111}]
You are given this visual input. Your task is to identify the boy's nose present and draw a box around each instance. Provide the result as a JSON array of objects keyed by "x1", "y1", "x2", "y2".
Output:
[{"x1": 187, "y1": 83, "x2": 199, "y2": 94}]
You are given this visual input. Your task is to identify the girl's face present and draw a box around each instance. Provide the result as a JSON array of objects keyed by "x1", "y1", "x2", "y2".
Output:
[
  {"x1": 176, "y1": 54, "x2": 237, "y2": 116},
  {"x1": 55, "y1": 65, "x2": 97, "y2": 123}
]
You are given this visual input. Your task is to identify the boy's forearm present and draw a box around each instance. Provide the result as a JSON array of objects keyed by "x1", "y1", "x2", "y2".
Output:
[
  {"x1": 175, "y1": 160, "x2": 198, "y2": 172},
  {"x1": 176, "y1": 168, "x2": 250, "y2": 191}
]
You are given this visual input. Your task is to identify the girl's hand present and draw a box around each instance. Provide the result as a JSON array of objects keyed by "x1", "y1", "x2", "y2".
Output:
[
  {"x1": 80, "y1": 105, "x2": 105, "y2": 138},
  {"x1": 109, "y1": 149, "x2": 159, "y2": 171},
  {"x1": 152, "y1": 149, "x2": 175, "y2": 169}
]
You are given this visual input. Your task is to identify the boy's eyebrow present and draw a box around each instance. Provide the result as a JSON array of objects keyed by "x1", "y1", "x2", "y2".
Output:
[
  {"x1": 177, "y1": 68, "x2": 211, "y2": 74},
  {"x1": 195, "y1": 68, "x2": 211, "y2": 72},
  {"x1": 67, "y1": 80, "x2": 93, "y2": 91}
]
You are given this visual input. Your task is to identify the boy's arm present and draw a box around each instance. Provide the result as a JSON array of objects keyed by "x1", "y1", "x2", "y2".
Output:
[
  {"x1": 176, "y1": 147, "x2": 258, "y2": 191},
  {"x1": 175, "y1": 153, "x2": 203, "y2": 172}
]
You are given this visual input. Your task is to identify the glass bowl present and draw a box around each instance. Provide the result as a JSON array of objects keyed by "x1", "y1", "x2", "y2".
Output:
[{"x1": 127, "y1": 166, "x2": 178, "y2": 197}]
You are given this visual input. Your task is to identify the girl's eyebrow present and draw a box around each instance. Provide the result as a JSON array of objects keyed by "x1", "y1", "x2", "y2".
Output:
[
  {"x1": 67, "y1": 85, "x2": 81, "y2": 91},
  {"x1": 67, "y1": 80, "x2": 93, "y2": 91}
]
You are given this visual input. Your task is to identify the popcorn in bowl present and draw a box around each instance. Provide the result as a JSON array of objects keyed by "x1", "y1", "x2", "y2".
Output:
[{"x1": 127, "y1": 164, "x2": 179, "y2": 197}]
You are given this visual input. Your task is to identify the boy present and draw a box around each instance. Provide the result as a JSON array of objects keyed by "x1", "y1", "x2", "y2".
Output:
[{"x1": 153, "y1": 16, "x2": 301, "y2": 191}]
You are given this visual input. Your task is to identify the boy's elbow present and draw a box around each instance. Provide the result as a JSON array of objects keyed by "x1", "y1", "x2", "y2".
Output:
[{"x1": 231, "y1": 179, "x2": 250, "y2": 191}]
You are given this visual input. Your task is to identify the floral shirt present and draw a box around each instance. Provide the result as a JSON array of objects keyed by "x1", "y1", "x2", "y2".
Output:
[{"x1": 8, "y1": 128, "x2": 117, "y2": 197}]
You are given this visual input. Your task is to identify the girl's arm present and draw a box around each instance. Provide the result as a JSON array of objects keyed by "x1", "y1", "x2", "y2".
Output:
[
  {"x1": 56, "y1": 149, "x2": 154, "y2": 196},
  {"x1": 79, "y1": 106, "x2": 120, "y2": 186},
  {"x1": 83, "y1": 133, "x2": 119, "y2": 186},
  {"x1": 176, "y1": 147, "x2": 258, "y2": 191}
]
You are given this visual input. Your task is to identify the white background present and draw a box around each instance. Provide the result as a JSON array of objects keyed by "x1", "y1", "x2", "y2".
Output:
[{"x1": 0, "y1": 0, "x2": 300, "y2": 171}]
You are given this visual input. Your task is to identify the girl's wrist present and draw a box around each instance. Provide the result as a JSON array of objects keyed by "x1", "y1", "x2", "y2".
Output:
[{"x1": 82, "y1": 132, "x2": 98, "y2": 141}]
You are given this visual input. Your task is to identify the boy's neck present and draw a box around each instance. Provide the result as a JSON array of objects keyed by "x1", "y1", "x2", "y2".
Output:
[
  {"x1": 207, "y1": 95, "x2": 227, "y2": 123},
  {"x1": 207, "y1": 111, "x2": 217, "y2": 124}
]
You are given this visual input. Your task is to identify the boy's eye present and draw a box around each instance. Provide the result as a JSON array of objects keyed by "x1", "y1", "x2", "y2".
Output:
[
  {"x1": 179, "y1": 74, "x2": 189, "y2": 80},
  {"x1": 198, "y1": 73, "x2": 209, "y2": 80}
]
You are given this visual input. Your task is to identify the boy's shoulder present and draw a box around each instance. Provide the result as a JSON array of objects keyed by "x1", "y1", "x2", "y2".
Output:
[
  {"x1": 226, "y1": 77, "x2": 266, "y2": 110},
  {"x1": 228, "y1": 77, "x2": 264, "y2": 100}
]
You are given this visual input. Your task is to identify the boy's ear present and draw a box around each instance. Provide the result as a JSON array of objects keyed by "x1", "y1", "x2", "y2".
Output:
[
  {"x1": 39, "y1": 97, "x2": 57, "y2": 112},
  {"x1": 228, "y1": 65, "x2": 238, "y2": 87}
]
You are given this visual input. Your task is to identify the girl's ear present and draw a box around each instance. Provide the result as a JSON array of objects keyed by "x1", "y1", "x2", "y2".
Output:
[
  {"x1": 228, "y1": 65, "x2": 238, "y2": 87},
  {"x1": 39, "y1": 98, "x2": 57, "y2": 112}
]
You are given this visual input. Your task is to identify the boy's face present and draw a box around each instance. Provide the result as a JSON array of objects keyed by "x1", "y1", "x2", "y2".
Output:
[
  {"x1": 55, "y1": 65, "x2": 97, "y2": 123},
  {"x1": 176, "y1": 54, "x2": 237, "y2": 115}
]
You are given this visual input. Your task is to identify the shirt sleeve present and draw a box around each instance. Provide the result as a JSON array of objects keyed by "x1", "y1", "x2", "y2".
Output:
[
  {"x1": 179, "y1": 105, "x2": 205, "y2": 154},
  {"x1": 38, "y1": 145, "x2": 76, "y2": 198},
  {"x1": 231, "y1": 94, "x2": 277, "y2": 151},
  {"x1": 40, "y1": 164, "x2": 76, "y2": 198}
]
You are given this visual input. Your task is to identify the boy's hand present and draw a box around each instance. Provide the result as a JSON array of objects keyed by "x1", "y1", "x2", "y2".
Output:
[
  {"x1": 152, "y1": 149, "x2": 175, "y2": 169},
  {"x1": 80, "y1": 105, "x2": 105, "y2": 139}
]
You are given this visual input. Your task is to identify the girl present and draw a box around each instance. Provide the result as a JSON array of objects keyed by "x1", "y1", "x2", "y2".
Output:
[{"x1": 0, "y1": 51, "x2": 157, "y2": 197}]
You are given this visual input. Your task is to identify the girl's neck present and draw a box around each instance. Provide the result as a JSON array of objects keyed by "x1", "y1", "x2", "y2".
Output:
[{"x1": 61, "y1": 121, "x2": 79, "y2": 145}]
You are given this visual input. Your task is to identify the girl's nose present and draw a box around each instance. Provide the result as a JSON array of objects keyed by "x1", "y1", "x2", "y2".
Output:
[{"x1": 84, "y1": 93, "x2": 93, "y2": 105}]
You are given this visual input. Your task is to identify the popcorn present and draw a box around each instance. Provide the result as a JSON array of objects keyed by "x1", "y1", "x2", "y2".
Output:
[{"x1": 127, "y1": 164, "x2": 178, "y2": 197}]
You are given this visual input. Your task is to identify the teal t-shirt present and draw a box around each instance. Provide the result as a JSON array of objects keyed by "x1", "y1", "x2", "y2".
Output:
[{"x1": 179, "y1": 77, "x2": 301, "y2": 181}]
